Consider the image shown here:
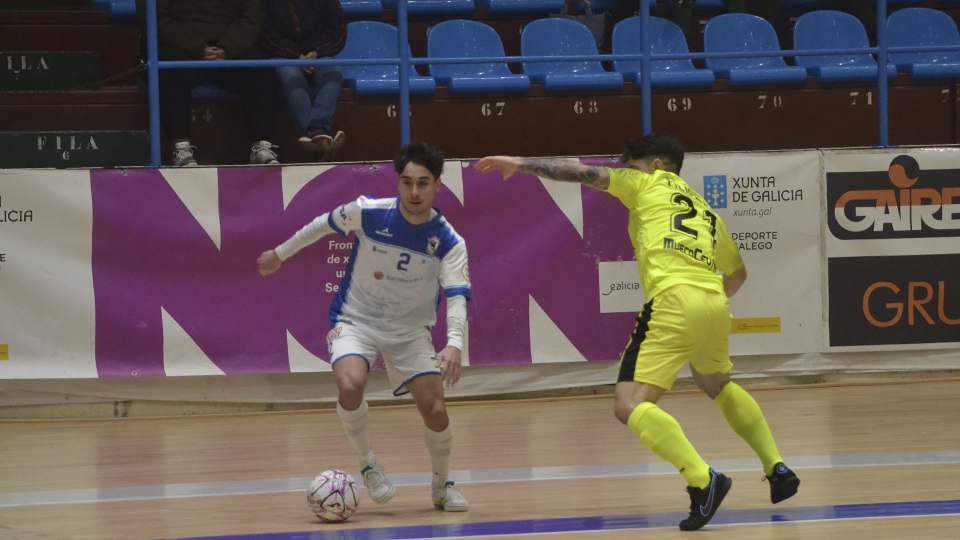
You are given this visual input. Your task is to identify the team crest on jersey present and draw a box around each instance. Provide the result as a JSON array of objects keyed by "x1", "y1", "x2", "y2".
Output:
[
  {"x1": 426, "y1": 236, "x2": 440, "y2": 255},
  {"x1": 326, "y1": 327, "x2": 342, "y2": 343}
]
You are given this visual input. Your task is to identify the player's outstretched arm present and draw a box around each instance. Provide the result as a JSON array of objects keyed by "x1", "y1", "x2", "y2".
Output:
[
  {"x1": 436, "y1": 346, "x2": 462, "y2": 388},
  {"x1": 259, "y1": 211, "x2": 343, "y2": 276},
  {"x1": 476, "y1": 156, "x2": 610, "y2": 191},
  {"x1": 258, "y1": 249, "x2": 283, "y2": 276}
]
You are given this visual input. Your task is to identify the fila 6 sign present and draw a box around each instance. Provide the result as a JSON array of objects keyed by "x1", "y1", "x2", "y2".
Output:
[{"x1": 824, "y1": 151, "x2": 960, "y2": 348}]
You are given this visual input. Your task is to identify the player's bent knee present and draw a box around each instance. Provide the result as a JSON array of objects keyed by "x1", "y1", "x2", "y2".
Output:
[
  {"x1": 421, "y1": 408, "x2": 448, "y2": 432},
  {"x1": 337, "y1": 389, "x2": 365, "y2": 410},
  {"x1": 335, "y1": 376, "x2": 367, "y2": 406}
]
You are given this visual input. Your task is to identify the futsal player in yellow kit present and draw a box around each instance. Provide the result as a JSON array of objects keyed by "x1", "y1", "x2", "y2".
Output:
[{"x1": 475, "y1": 133, "x2": 800, "y2": 531}]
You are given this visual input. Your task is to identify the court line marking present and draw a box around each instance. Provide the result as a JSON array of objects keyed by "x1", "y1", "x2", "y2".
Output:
[
  {"x1": 161, "y1": 500, "x2": 960, "y2": 540},
  {"x1": 2, "y1": 450, "x2": 959, "y2": 508}
]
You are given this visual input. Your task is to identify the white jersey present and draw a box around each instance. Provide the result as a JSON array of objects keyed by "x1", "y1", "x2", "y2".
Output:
[{"x1": 276, "y1": 196, "x2": 471, "y2": 337}]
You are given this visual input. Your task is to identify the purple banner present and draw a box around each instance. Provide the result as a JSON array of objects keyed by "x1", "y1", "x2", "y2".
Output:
[{"x1": 90, "y1": 162, "x2": 638, "y2": 377}]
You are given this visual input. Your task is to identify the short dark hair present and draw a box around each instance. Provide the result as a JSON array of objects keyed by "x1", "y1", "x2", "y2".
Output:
[
  {"x1": 620, "y1": 133, "x2": 685, "y2": 174},
  {"x1": 394, "y1": 142, "x2": 445, "y2": 180}
]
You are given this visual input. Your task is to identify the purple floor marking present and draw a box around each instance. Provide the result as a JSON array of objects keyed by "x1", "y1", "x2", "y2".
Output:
[{"x1": 161, "y1": 499, "x2": 960, "y2": 540}]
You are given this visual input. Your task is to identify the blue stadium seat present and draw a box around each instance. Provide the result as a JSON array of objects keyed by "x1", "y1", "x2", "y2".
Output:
[
  {"x1": 872, "y1": 0, "x2": 924, "y2": 5},
  {"x1": 703, "y1": 13, "x2": 808, "y2": 85},
  {"x1": 781, "y1": 0, "x2": 830, "y2": 10},
  {"x1": 521, "y1": 18, "x2": 624, "y2": 92},
  {"x1": 480, "y1": 0, "x2": 619, "y2": 16},
  {"x1": 340, "y1": 0, "x2": 384, "y2": 18},
  {"x1": 683, "y1": 0, "x2": 829, "y2": 13},
  {"x1": 793, "y1": 10, "x2": 896, "y2": 83},
  {"x1": 336, "y1": 21, "x2": 437, "y2": 96},
  {"x1": 91, "y1": 0, "x2": 136, "y2": 21},
  {"x1": 611, "y1": 16, "x2": 715, "y2": 88},
  {"x1": 887, "y1": 8, "x2": 960, "y2": 80},
  {"x1": 427, "y1": 20, "x2": 531, "y2": 94},
  {"x1": 381, "y1": 0, "x2": 475, "y2": 17},
  {"x1": 689, "y1": 0, "x2": 726, "y2": 11}
]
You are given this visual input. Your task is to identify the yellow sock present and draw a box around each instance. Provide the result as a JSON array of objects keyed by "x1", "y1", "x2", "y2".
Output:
[
  {"x1": 715, "y1": 383, "x2": 783, "y2": 476},
  {"x1": 627, "y1": 402, "x2": 712, "y2": 488}
]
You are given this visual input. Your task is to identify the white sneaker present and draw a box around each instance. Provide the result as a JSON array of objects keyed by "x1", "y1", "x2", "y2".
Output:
[
  {"x1": 361, "y1": 462, "x2": 396, "y2": 504},
  {"x1": 250, "y1": 141, "x2": 279, "y2": 165},
  {"x1": 432, "y1": 481, "x2": 469, "y2": 512},
  {"x1": 326, "y1": 130, "x2": 346, "y2": 160},
  {"x1": 172, "y1": 141, "x2": 198, "y2": 167}
]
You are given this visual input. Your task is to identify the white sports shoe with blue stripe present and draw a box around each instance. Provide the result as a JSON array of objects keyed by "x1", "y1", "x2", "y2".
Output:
[
  {"x1": 432, "y1": 481, "x2": 469, "y2": 512},
  {"x1": 361, "y1": 462, "x2": 395, "y2": 504}
]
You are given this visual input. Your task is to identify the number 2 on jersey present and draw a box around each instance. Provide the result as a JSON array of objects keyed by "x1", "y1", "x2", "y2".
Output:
[{"x1": 397, "y1": 252, "x2": 411, "y2": 271}]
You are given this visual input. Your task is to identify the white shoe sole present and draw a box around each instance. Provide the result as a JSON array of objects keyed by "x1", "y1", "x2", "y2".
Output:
[{"x1": 368, "y1": 484, "x2": 396, "y2": 504}]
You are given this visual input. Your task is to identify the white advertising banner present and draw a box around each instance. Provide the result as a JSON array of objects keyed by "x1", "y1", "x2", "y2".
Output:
[
  {"x1": 0, "y1": 170, "x2": 98, "y2": 378},
  {"x1": 672, "y1": 151, "x2": 823, "y2": 355}
]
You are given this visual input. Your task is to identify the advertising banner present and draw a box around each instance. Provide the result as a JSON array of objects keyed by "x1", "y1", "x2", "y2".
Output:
[
  {"x1": 823, "y1": 149, "x2": 960, "y2": 350},
  {"x1": 674, "y1": 151, "x2": 823, "y2": 355},
  {"x1": 0, "y1": 149, "x2": 891, "y2": 380}
]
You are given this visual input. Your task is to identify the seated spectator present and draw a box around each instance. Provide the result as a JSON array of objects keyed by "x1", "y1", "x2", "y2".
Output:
[
  {"x1": 136, "y1": 0, "x2": 280, "y2": 167},
  {"x1": 256, "y1": 0, "x2": 348, "y2": 161}
]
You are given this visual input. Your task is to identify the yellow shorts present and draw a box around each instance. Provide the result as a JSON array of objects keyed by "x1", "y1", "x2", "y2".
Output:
[{"x1": 617, "y1": 285, "x2": 734, "y2": 390}]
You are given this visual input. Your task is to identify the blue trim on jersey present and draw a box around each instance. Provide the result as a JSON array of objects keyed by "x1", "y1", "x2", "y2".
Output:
[
  {"x1": 392, "y1": 370, "x2": 443, "y2": 397},
  {"x1": 444, "y1": 286, "x2": 472, "y2": 300},
  {"x1": 327, "y1": 209, "x2": 347, "y2": 237},
  {"x1": 329, "y1": 238, "x2": 361, "y2": 327},
  {"x1": 330, "y1": 353, "x2": 371, "y2": 369},
  {"x1": 431, "y1": 222, "x2": 462, "y2": 261},
  {"x1": 359, "y1": 197, "x2": 462, "y2": 258}
]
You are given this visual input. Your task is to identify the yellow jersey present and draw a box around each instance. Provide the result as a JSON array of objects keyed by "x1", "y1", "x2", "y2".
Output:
[{"x1": 606, "y1": 167, "x2": 744, "y2": 299}]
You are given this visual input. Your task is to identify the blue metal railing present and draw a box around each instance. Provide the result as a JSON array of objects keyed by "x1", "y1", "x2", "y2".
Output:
[
  {"x1": 144, "y1": 0, "x2": 957, "y2": 167},
  {"x1": 877, "y1": 0, "x2": 889, "y2": 147}
]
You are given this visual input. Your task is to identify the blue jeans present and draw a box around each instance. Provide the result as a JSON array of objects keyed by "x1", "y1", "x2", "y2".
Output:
[{"x1": 276, "y1": 62, "x2": 343, "y2": 136}]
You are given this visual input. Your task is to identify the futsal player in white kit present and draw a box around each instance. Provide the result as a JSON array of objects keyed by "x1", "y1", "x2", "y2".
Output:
[{"x1": 257, "y1": 142, "x2": 471, "y2": 511}]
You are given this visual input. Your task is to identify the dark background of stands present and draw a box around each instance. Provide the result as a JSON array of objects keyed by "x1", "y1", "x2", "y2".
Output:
[{"x1": 1, "y1": 0, "x2": 958, "y2": 168}]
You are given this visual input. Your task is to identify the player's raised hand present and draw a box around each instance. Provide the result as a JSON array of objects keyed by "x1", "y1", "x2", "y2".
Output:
[
  {"x1": 257, "y1": 250, "x2": 282, "y2": 276},
  {"x1": 436, "y1": 346, "x2": 462, "y2": 387},
  {"x1": 475, "y1": 156, "x2": 521, "y2": 180}
]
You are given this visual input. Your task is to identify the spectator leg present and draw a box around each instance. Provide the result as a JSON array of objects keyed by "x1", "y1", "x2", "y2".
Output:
[
  {"x1": 276, "y1": 65, "x2": 314, "y2": 136},
  {"x1": 213, "y1": 65, "x2": 278, "y2": 144},
  {"x1": 157, "y1": 44, "x2": 203, "y2": 142},
  {"x1": 310, "y1": 62, "x2": 344, "y2": 133}
]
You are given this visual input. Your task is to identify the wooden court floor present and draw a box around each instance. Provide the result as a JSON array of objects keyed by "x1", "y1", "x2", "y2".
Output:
[{"x1": 1, "y1": 379, "x2": 959, "y2": 540}]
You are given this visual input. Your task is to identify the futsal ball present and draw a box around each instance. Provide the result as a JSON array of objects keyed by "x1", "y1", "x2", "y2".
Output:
[{"x1": 307, "y1": 470, "x2": 360, "y2": 522}]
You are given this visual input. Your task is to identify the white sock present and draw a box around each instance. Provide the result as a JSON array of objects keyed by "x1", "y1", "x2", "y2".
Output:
[
  {"x1": 424, "y1": 423, "x2": 453, "y2": 490},
  {"x1": 336, "y1": 401, "x2": 374, "y2": 467}
]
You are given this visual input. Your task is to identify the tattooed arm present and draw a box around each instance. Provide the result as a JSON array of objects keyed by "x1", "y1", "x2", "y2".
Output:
[{"x1": 474, "y1": 156, "x2": 610, "y2": 191}]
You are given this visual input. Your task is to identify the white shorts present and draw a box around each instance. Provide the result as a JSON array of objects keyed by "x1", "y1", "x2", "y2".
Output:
[{"x1": 327, "y1": 322, "x2": 440, "y2": 396}]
